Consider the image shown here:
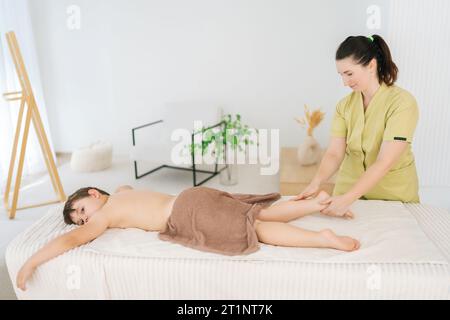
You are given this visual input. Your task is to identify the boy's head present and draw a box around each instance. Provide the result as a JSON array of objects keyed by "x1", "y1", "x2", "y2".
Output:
[{"x1": 63, "y1": 187, "x2": 110, "y2": 225}]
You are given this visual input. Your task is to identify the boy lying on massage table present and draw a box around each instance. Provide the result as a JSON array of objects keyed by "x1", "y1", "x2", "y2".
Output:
[{"x1": 17, "y1": 185, "x2": 360, "y2": 290}]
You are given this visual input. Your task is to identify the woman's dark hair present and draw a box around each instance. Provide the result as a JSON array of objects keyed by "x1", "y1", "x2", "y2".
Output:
[
  {"x1": 63, "y1": 187, "x2": 110, "y2": 225},
  {"x1": 335, "y1": 34, "x2": 398, "y2": 86}
]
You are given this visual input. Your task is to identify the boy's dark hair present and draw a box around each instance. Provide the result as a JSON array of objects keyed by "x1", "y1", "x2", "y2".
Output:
[
  {"x1": 335, "y1": 34, "x2": 398, "y2": 86},
  {"x1": 63, "y1": 187, "x2": 110, "y2": 225}
]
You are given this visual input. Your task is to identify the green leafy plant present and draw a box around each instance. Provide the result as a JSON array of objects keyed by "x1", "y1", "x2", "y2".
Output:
[{"x1": 189, "y1": 114, "x2": 258, "y2": 162}]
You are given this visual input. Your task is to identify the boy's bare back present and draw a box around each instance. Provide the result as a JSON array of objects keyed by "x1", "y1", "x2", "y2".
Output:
[{"x1": 102, "y1": 189, "x2": 177, "y2": 231}]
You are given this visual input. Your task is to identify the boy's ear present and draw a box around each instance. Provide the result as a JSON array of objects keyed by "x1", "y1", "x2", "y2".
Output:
[{"x1": 88, "y1": 189, "x2": 100, "y2": 198}]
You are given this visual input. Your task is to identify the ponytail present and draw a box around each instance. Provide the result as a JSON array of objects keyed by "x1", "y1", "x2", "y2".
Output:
[
  {"x1": 336, "y1": 34, "x2": 398, "y2": 86},
  {"x1": 371, "y1": 35, "x2": 398, "y2": 86}
]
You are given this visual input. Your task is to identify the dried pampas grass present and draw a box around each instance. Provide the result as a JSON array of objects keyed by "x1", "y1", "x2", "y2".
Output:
[{"x1": 295, "y1": 105, "x2": 325, "y2": 136}]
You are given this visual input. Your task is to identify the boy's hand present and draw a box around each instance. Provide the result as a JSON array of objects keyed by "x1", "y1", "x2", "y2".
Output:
[{"x1": 17, "y1": 263, "x2": 36, "y2": 291}]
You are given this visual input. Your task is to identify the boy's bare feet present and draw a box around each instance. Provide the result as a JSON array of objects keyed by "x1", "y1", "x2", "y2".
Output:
[
  {"x1": 311, "y1": 190, "x2": 330, "y2": 211},
  {"x1": 314, "y1": 190, "x2": 330, "y2": 203},
  {"x1": 315, "y1": 190, "x2": 354, "y2": 219},
  {"x1": 324, "y1": 210, "x2": 354, "y2": 219},
  {"x1": 320, "y1": 229, "x2": 360, "y2": 251},
  {"x1": 342, "y1": 211, "x2": 354, "y2": 219}
]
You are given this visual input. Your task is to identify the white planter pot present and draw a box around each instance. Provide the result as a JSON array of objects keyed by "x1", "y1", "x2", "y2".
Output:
[{"x1": 297, "y1": 136, "x2": 321, "y2": 166}]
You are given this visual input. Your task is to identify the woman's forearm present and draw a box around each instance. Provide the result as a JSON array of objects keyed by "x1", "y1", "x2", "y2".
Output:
[
  {"x1": 312, "y1": 152, "x2": 344, "y2": 185},
  {"x1": 345, "y1": 161, "x2": 391, "y2": 201}
]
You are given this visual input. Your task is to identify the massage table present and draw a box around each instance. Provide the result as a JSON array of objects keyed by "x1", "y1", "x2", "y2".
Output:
[{"x1": 6, "y1": 198, "x2": 450, "y2": 299}]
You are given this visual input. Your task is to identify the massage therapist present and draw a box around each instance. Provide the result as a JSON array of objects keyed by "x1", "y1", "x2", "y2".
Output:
[{"x1": 293, "y1": 35, "x2": 420, "y2": 217}]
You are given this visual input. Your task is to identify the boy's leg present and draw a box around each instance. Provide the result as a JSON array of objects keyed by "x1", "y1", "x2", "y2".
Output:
[
  {"x1": 258, "y1": 190, "x2": 329, "y2": 222},
  {"x1": 254, "y1": 220, "x2": 360, "y2": 251}
]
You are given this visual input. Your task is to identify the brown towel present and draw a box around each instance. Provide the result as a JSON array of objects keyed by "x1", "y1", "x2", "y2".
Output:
[{"x1": 158, "y1": 186, "x2": 281, "y2": 255}]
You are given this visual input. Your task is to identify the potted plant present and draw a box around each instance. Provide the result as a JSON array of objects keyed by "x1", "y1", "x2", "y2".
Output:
[{"x1": 189, "y1": 114, "x2": 257, "y2": 185}]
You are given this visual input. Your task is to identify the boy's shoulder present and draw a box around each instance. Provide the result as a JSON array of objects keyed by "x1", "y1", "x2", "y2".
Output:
[{"x1": 114, "y1": 185, "x2": 134, "y2": 193}]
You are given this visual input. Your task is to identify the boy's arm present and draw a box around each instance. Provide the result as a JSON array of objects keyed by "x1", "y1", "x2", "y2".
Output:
[
  {"x1": 114, "y1": 185, "x2": 133, "y2": 193},
  {"x1": 16, "y1": 213, "x2": 108, "y2": 291}
]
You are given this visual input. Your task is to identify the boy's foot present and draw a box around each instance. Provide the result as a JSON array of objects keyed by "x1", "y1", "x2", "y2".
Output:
[
  {"x1": 312, "y1": 190, "x2": 330, "y2": 211},
  {"x1": 315, "y1": 190, "x2": 354, "y2": 219},
  {"x1": 320, "y1": 229, "x2": 360, "y2": 252},
  {"x1": 342, "y1": 211, "x2": 354, "y2": 219},
  {"x1": 315, "y1": 190, "x2": 330, "y2": 202},
  {"x1": 322, "y1": 209, "x2": 354, "y2": 219}
]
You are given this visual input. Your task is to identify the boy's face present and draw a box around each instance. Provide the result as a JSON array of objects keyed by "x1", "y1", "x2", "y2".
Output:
[{"x1": 70, "y1": 189, "x2": 105, "y2": 225}]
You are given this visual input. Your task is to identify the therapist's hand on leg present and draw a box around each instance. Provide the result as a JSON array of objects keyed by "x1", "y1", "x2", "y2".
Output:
[
  {"x1": 319, "y1": 195, "x2": 354, "y2": 219},
  {"x1": 291, "y1": 181, "x2": 321, "y2": 201}
]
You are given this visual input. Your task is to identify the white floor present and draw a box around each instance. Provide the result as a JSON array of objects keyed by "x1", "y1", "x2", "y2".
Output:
[{"x1": 0, "y1": 155, "x2": 279, "y2": 299}]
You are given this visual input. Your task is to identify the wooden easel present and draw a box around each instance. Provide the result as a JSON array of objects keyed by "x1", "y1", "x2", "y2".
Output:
[{"x1": 2, "y1": 31, "x2": 66, "y2": 219}]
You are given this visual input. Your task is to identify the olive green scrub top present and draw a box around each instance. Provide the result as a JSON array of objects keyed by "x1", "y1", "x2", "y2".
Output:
[{"x1": 330, "y1": 82, "x2": 420, "y2": 203}]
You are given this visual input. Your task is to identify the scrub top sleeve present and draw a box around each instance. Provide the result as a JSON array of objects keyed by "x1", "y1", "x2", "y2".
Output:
[
  {"x1": 330, "y1": 100, "x2": 347, "y2": 137},
  {"x1": 383, "y1": 96, "x2": 419, "y2": 143}
]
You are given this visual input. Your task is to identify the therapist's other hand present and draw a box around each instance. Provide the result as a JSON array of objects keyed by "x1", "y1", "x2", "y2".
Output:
[
  {"x1": 291, "y1": 181, "x2": 321, "y2": 201},
  {"x1": 319, "y1": 195, "x2": 354, "y2": 219}
]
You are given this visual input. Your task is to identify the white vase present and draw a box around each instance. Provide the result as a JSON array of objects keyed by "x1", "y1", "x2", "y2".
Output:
[
  {"x1": 297, "y1": 136, "x2": 322, "y2": 166},
  {"x1": 220, "y1": 164, "x2": 238, "y2": 185}
]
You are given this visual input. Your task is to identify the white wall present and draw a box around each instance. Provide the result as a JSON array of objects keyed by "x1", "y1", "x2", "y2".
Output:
[
  {"x1": 25, "y1": 0, "x2": 450, "y2": 209},
  {"x1": 387, "y1": 0, "x2": 450, "y2": 209},
  {"x1": 27, "y1": 0, "x2": 388, "y2": 155}
]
